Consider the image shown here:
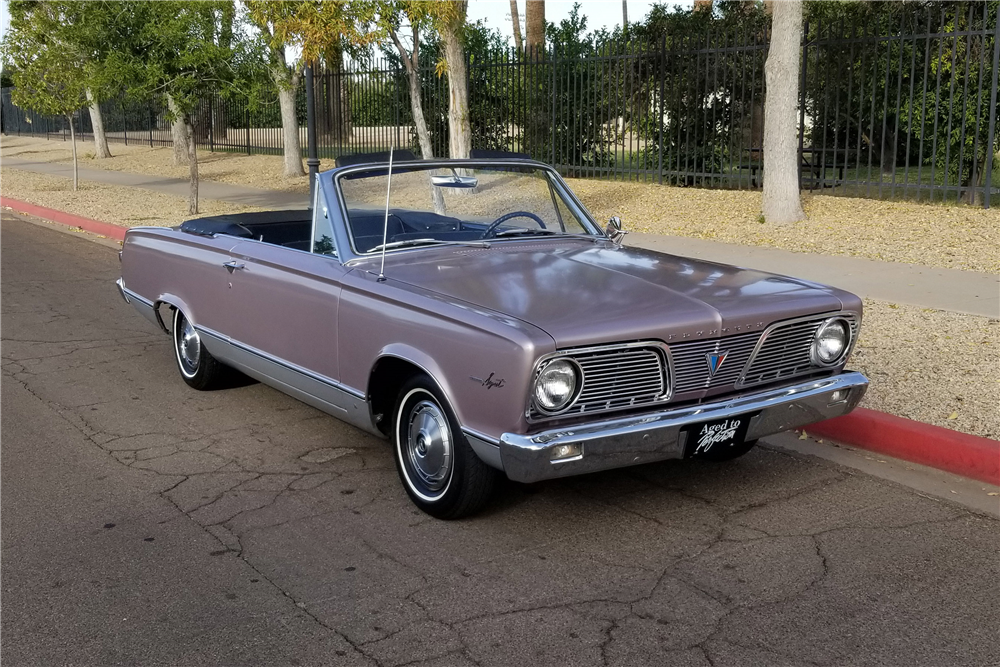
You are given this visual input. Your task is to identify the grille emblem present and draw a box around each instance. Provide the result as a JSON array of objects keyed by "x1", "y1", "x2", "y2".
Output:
[{"x1": 706, "y1": 350, "x2": 729, "y2": 378}]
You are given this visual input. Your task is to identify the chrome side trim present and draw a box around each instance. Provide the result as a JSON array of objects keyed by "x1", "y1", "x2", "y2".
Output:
[
  {"x1": 500, "y1": 371, "x2": 869, "y2": 483},
  {"x1": 115, "y1": 277, "x2": 131, "y2": 304},
  {"x1": 118, "y1": 282, "x2": 162, "y2": 330},
  {"x1": 735, "y1": 311, "x2": 860, "y2": 389},
  {"x1": 526, "y1": 341, "x2": 674, "y2": 422},
  {"x1": 195, "y1": 324, "x2": 366, "y2": 400},
  {"x1": 120, "y1": 283, "x2": 153, "y2": 308},
  {"x1": 194, "y1": 326, "x2": 379, "y2": 436}
]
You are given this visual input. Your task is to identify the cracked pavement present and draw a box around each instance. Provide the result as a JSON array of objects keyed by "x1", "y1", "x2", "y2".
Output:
[{"x1": 3, "y1": 211, "x2": 998, "y2": 666}]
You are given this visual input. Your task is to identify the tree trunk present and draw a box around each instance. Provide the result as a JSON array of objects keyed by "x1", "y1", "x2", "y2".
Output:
[
  {"x1": 510, "y1": 0, "x2": 523, "y2": 54},
  {"x1": 391, "y1": 28, "x2": 434, "y2": 160},
  {"x1": 390, "y1": 26, "x2": 445, "y2": 214},
  {"x1": 762, "y1": 0, "x2": 805, "y2": 224},
  {"x1": 324, "y1": 45, "x2": 351, "y2": 146},
  {"x1": 194, "y1": 98, "x2": 212, "y2": 142},
  {"x1": 748, "y1": 0, "x2": 770, "y2": 172},
  {"x1": 750, "y1": 99, "x2": 765, "y2": 150},
  {"x1": 441, "y1": 2, "x2": 472, "y2": 160},
  {"x1": 167, "y1": 94, "x2": 189, "y2": 166},
  {"x1": 525, "y1": 0, "x2": 545, "y2": 60},
  {"x1": 880, "y1": 128, "x2": 895, "y2": 174},
  {"x1": 186, "y1": 116, "x2": 199, "y2": 215},
  {"x1": 86, "y1": 89, "x2": 112, "y2": 159},
  {"x1": 212, "y1": 98, "x2": 228, "y2": 140},
  {"x1": 961, "y1": 149, "x2": 987, "y2": 206},
  {"x1": 694, "y1": 0, "x2": 713, "y2": 12},
  {"x1": 276, "y1": 71, "x2": 306, "y2": 177},
  {"x1": 272, "y1": 43, "x2": 306, "y2": 178},
  {"x1": 67, "y1": 113, "x2": 78, "y2": 191}
]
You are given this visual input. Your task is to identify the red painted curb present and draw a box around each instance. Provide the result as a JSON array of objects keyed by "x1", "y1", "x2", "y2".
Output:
[
  {"x1": 1, "y1": 196, "x2": 127, "y2": 241},
  {"x1": 808, "y1": 407, "x2": 1000, "y2": 485}
]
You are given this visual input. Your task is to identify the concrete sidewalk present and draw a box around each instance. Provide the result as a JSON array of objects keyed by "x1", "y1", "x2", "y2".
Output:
[
  {"x1": 3, "y1": 156, "x2": 309, "y2": 208},
  {"x1": 628, "y1": 233, "x2": 999, "y2": 318},
  {"x1": 5, "y1": 155, "x2": 997, "y2": 318}
]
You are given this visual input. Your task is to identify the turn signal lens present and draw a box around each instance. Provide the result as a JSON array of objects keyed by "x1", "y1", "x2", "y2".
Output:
[
  {"x1": 550, "y1": 443, "x2": 583, "y2": 461},
  {"x1": 829, "y1": 388, "x2": 850, "y2": 404}
]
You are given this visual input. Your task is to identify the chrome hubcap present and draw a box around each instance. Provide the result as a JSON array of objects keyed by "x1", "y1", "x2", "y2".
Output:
[
  {"x1": 406, "y1": 400, "x2": 452, "y2": 491},
  {"x1": 177, "y1": 316, "x2": 201, "y2": 373}
]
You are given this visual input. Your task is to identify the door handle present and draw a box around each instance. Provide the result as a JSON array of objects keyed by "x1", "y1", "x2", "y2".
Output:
[{"x1": 223, "y1": 261, "x2": 245, "y2": 273}]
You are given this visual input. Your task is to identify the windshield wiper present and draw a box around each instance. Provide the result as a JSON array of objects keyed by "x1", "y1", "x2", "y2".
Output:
[
  {"x1": 369, "y1": 238, "x2": 491, "y2": 252},
  {"x1": 493, "y1": 228, "x2": 567, "y2": 237},
  {"x1": 493, "y1": 228, "x2": 603, "y2": 242}
]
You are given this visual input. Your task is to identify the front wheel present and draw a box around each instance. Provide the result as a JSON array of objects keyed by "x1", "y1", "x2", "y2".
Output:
[
  {"x1": 172, "y1": 308, "x2": 226, "y2": 390},
  {"x1": 393, "y1": 376, "x2": 498, "y2": 519}
]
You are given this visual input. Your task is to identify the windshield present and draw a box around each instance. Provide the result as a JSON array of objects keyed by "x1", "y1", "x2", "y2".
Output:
[{"x1": 336, "y1": 164, "x2": 600, "y2": 254}]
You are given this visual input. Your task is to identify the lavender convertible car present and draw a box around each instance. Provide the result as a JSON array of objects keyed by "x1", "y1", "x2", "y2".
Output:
[{"x1": 117, "y1": 152, "x2": 869, "y2": 518}]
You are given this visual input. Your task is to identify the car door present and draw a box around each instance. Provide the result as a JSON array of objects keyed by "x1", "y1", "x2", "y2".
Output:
[{"x1": 223, "y1": 239, "x2": 347, "y2": 386}]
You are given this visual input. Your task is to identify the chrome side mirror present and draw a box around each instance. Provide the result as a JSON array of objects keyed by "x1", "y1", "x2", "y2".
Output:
[{"x1": 605, "y1": 216, "x2": 627, "y2": 245}]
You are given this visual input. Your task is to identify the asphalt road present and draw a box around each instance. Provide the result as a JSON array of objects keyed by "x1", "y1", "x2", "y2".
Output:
[{"x1": 3, "y1": 211, "x2": 998, "y2": 667}]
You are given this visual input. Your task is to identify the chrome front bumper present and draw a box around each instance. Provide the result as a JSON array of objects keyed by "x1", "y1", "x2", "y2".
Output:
[{"x1": 499, "y1": 371, "x2": 869, "y2": 483}]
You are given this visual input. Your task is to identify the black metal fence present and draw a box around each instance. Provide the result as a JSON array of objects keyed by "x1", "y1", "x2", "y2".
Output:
[{"x1": 3, "y1": 2, "x2": 997, "y2": 207}]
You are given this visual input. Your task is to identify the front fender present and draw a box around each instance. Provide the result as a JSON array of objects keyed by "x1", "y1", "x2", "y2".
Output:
[{"x1": 373, "y1": 344, "x2": 457, "y2": 414}]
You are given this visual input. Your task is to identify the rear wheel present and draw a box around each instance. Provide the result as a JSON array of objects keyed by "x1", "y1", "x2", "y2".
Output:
[
  {"x1": 172, "y1": 308, "x2": 226, "y2": 390},
  {"x1": 393, "y1": 375, "x2": 497, "y2": 519},
  {"x1": 694, "y1": 438, "x2": 758, "y2": 462}
]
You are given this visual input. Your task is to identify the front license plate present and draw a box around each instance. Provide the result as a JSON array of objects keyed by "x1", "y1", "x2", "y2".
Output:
[{"x1": 684, "y1": 413, "x2": 756, "y2": 458}]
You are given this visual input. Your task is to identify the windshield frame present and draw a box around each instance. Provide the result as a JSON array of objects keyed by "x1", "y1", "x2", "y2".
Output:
[{"x1": 332, "y1": 159, "x2": 605, "y2": 258}]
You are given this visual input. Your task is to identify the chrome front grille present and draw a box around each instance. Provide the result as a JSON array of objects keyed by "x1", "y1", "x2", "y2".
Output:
[
  {"x1": 528, "y1": 313, "x2": 858, "y2": 421},
  {"x1": 669, "y1": 331, "x2": 761, "y2": 394},
  {"x1": 529, "y1": 344, "x2": 668, "y2": 420},
  {"x1": 738, "y1": 314, "x2": 860, "y2": 388}
]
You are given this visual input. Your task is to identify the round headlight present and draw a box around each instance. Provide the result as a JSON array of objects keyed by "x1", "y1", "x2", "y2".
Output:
[
  {"x1": 533, "y1": 359, "x2": 580, "y2": 413},
  {"x1": 812, "y1": 318, "x2": 850, "y2": 365}
]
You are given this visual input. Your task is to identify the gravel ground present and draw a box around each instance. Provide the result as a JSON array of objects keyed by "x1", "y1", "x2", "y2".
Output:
[
  {"x1": 3, "y1": 135, "x2": 997, "y2": 272},
  {"x1": 851, "y1": 299, "x2": 999, "y2": 440},
  {"x1": 2, "y1": 136, "x2": 997, "y2": 440},
  {"x1": 571, "y1": 179, "x2": 1000, "y2": 273},
  {"x1": 1, "y1": 135, "x2": 328, "y2": 193},
  {"x1": 0, "y1": 168, "x2": 259, "y2": 227}
]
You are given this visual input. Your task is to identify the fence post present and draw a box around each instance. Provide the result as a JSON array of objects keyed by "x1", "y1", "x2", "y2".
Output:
[
  {"x1": 209, "y1": 98, "x2": 214, "y2": 152},
  {"x1": 149, "y1": 106, "x2": 154, "y2": 147},
  {"x1": 122, "y1": 100, "x2": 128, "y2": 146},
  {"x1": 984, "y1": 16, "x2": 999, "y2": 209},
  {"x1": 245, "y1": 103, "x2": 251, "y2": 155}
]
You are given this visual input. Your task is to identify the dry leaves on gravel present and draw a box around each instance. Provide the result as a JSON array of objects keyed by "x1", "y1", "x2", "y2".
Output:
[
  {"x1": 571, "y1": 178, "x2": 999, "y2": 274},
  {"x1": 1, "y1": 168, "x2": 260, "y2": 228},
  {"x1": 851, "y1": 299, "x2": 999, "y2": 440},
  {"x1": 3, "y1": 136, "x2": 996, "y2": 272}
]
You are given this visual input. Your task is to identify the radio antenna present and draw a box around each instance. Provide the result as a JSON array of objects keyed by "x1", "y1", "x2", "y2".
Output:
[{"x1": 377, "y1": 146, "x2": 395, "y2": 283}]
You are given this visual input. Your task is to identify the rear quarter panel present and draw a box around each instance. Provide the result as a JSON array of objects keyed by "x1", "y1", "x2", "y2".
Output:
[{"x1": 121, "y1": 227, "x2": 239, "y2": 333}]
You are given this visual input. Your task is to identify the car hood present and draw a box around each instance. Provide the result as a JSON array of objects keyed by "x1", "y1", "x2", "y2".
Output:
[{"x1": 372, "y1": 240, "x2": 848, "y2": 348}]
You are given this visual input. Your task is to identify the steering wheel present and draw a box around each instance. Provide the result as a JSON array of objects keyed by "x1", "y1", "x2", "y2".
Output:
[{"x1": 483, "y1": 211, "x2": 548, "y2": 238}]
